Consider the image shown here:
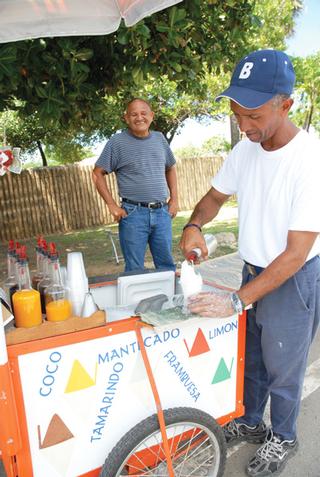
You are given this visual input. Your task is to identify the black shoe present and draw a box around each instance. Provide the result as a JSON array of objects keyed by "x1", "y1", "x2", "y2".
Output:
[
  {"x1": 224, "y1": 420, "x2": 267, "y2": 445},
  {"x1": 246, "y1": 430, "x2": 299, "y2": 476}
]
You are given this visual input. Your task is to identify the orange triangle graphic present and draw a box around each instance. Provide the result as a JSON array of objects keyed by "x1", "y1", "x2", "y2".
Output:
[
  {"x1": 184, "y1": 328, "x2": 210, "y2": 357},
  {"x1": 38, "y1": 413, "x2": 74, "y2": 449}
]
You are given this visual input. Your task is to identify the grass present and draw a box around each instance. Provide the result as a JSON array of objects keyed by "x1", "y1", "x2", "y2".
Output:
[{"x1": 0, "y1": 201, "x2": 238, "y2": 284}]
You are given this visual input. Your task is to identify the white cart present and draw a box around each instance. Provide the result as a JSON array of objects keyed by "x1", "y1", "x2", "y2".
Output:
[{"x1": 0, "y1": 273, "x2": 246, "y2": 477}]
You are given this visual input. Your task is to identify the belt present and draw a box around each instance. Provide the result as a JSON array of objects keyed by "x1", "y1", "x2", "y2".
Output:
[
  {"x1": 244, "y1": 261, "x2": 265, "y2": 277},
  {"x1": 245, "y1": 255, "x2": 320, "y2": 277},
  {"x1": 122, "y1": 198, "x2": 166, "y2": 209}
]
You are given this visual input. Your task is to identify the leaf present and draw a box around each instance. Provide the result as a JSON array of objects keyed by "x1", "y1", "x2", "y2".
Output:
[
  {"x1": 0, "y1": 45, "x2": 17, "y2": 76},
  {"x1": 73, "y1": 49, "x2": 94, "y2": 61},
  {"x1": 132, "y1": 67, "x2": 144, "y2": 85},
  {"x1": 117, "y1": 31, "x2": 129, "y2": 45},
  {"x1": 169, "y1": 6, "x2": 187, "y2": 27},
  {"x1": 35, "y1": 86, "x2": 48, "y2": 99},
  {"x1": 156, "y1": 24, "x2": 170, "y2": 33},
  {"x1": 171, "y1": 63, "x2": 182, "y2": 73}
]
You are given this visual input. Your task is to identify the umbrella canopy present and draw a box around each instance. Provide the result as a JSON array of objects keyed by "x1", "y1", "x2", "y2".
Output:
[{"x1": 0, "y1": 0, "x2": 183, "y2": 43}]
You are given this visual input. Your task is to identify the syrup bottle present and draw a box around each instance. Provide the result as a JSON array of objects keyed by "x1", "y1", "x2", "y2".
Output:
[
  {"x1": 8, "y1": 242, "x2": 21, "y2": 309},
  {"x1": 44, "y1": 243, "x2": 72, "y2": 322},
  {"x1": 187, "y1": 233, "x2": 218, "y2": 262},
  {"x1": 12, "y1": 246, "x2": 42, "y2": 328},
  {"x1": 4, "y1": 240, "x2": 16, "y2": 307},
  {"x1": 37, "y1": 240, "x2": 51, "y2": 314},
  {"x1": 31, "y1": 235, "x2": 45, "y2": 290}
]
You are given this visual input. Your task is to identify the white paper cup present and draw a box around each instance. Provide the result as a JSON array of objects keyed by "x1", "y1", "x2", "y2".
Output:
[{"x1": 67, "y1": 252, "x2": 88, "y2": 291}]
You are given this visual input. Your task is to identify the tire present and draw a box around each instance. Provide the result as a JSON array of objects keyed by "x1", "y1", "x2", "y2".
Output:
[{"x1": 99, "y1": 407, "x2": 227, "y2": 477}]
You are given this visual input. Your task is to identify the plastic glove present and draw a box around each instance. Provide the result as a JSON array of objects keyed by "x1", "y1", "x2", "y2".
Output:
[{"x1": 187, "y1": 290, "x2": 234, "y2": 318}]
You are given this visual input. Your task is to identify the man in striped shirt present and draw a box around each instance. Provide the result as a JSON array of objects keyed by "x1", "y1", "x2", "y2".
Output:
[{"x1": 93, "y1": 98, "x2": 178, "y2": 272}]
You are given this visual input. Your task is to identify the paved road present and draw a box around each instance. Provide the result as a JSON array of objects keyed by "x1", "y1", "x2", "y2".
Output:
[
  {"x1": 223, "y1": 331, "x2": 320, "y2": 477},
  {"x1": 1, "y1": 331, "x2": 320, "y2": 476}
]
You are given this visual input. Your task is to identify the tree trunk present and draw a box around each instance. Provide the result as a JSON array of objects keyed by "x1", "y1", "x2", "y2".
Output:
[
  {"x1": 230, "y1": 115, "x2": 240, "y2": 148},
  {"x1": 37, "y1": 140, "x2": 48, "y2": 167},
  {"x1": 303, "y1": 104, "x2": 314, "y2": 132},
  {"x1": 166, "y1": 123, "x2": 181, "y2": 144}
]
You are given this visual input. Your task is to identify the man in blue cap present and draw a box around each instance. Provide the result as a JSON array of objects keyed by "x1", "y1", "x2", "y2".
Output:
[{"x1": 180, "y1": 49, "x2": 320, "y2": 476}]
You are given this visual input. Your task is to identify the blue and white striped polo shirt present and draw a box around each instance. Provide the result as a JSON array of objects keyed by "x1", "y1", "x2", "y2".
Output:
[{"x1": 95, "y1": 129, "x2": 176, "y2": 202}]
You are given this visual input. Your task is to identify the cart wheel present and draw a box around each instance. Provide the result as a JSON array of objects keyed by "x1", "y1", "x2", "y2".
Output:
[{"x1": 99, "y1": 407, "x2": 227, "y2": 477}]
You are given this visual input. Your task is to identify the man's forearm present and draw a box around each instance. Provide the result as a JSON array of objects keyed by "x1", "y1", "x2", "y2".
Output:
[
  {"x1": 189, "y1": 188, "x2": 229, "y2": 227},
  {"x1": 238, "y1": 230, "x2": 319, "y2": 307},
  {"x1": 165, "y1": 166, "x2": 178, "y2": 201},
  {"x1": 92, "y1": 168, "x2": 118, "y2": 208}
]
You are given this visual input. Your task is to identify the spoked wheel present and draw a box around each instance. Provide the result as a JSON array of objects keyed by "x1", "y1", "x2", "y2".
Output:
[{"x1": 100, "y1": 407, "x2": 227, "y2": 477}]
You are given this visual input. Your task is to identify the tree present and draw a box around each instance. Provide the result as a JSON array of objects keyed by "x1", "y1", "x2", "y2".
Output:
[
  {"x1": 0, "y1": 0, "x2": 304, "y2": 162},
  {"x1": 212, "y1": 0, "x2": 303, "y2": 147},
  {"x1": 0, "y1": 1, "x2": 255, "y2": 128},
  {"x1": 93, "y1": 76, "x2": 218, "y2": 144},
  {"x1": 292, "y1": 52, "x2": 320, "y2": 132},
  {"x1": 0, "y1": 109, "x2": 96, "y2": 165}
]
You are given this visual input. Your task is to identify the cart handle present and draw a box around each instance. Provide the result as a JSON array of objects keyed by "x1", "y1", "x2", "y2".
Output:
[{"x1": 135, "y1": 321, "x2": 175, "y2": 477}]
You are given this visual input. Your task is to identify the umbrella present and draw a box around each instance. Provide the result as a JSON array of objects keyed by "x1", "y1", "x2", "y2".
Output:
[{"x1": 0, "y1": 0, "x2": 183, "y2": 43}]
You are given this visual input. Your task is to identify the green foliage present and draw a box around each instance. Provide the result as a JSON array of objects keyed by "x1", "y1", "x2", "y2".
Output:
[
  {"x1": 202, "y1": 135, "x2": 231, "y2": 155},
  {"x1": 0, "y1": 109, "x2": 95, "y2": 164},
  {"x1": 174, "y1": 134, "x2": 231, "y2": 160},
  {"x1": 249, "y1": 0, "x2": 302, "y2": 51},
  {"x1": 0, "y1": 1, "x2": 255, "y2": 127},
  {"x1": 174, "y1": 143, "x2": 204, "y2": 160},
  {"x1": 45, "y1": 142, "x2": 94, "y2": 165},
  {"x1": 292, "y1": 53, "x2": 320, "y2": 133},
  {"x1": 0, "y1": 0, "x2": 304, "y2": 164},
  {"x1": 98, "y1": 76, "x2": 218, "y2": 142},
  {"x1": 0, "y1": 109, "x2": 46, "y2": 152}
]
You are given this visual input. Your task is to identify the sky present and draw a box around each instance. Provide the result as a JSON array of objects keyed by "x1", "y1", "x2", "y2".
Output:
[
  {"x1": 286, "y1": 0, "x2": 320, "y2": 57},
  {"x1": 170, "y1": 0, "x2": 320, "y2": 151}
]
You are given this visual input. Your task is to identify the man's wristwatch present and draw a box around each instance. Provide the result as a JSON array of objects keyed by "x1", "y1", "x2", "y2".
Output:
[{"x1": 230, "y1": 292, "x2": 245, "y2": 314}]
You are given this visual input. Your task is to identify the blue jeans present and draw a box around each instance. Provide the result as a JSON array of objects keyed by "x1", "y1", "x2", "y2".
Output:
[
  {"x1": 118, "y1": 202, "x2": 176, "y2": 273},
  {"x1": 238, "y1": 256, "x2": 320, "y2": 440}
]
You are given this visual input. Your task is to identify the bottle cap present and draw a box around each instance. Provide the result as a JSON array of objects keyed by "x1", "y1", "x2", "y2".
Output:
[
  {"x1": 49, "y1": 242, "x2": 58, "y2": 259},
  {"x1": 187, "y1": 250, "x2": 200, "y2": 262}
]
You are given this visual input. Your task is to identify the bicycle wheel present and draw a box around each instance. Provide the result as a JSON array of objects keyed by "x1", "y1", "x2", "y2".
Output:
[{"x1": 100, "y1": 407, "x2": 227, "y2": 477}]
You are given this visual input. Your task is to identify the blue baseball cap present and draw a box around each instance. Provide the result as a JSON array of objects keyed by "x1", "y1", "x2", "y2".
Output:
[{"x1": 216, "y1": 49, "x2": 295, "y2": 109}]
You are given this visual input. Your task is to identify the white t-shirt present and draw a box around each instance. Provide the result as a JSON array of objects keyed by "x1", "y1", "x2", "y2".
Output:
[{"x1": 212, "y1": 130, "x2": 320, "y2": 267}]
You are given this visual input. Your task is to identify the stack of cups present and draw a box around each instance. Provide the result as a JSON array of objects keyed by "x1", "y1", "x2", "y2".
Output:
[
  {"x1": 66, "y1": 252, "x2": 89, "y2": 317},
  {"x1": 81, "y1": 292, "x2": 98, "y2": 318}
]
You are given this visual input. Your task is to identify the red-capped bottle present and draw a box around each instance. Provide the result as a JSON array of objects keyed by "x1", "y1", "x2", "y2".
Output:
[
  {"x1": 4, "y1": 240, "x2": 16, "y2": 290},
  {"x1": 8, "y1": 242, "x2": 21, "y2": 309},
  {"x1": 37, "y1": 240, "x2": 51, "y2": 314},
  {"x1": 12, "y1": 246, "x2": 42, "y2": 328},
  {"x1": 44, "y1": 243, "x2": 72, "y2": 322},
  {"x1": 187, "y1": 233, "x2": 218, "y2": 263}
]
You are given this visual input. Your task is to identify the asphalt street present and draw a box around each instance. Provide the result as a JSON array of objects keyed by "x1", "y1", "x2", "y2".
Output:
[{"x1": 1, "y1": 330, "x2": 320, "y2": 477}]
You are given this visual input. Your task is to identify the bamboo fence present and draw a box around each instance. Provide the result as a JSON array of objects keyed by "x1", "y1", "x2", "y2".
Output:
[{"x1": 0, "y1": 156, "x2": 224, "y2": 241}]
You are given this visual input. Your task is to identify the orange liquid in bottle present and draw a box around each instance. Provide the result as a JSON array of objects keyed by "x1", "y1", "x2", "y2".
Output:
[
  {"x1": 46, "y1": 299, "x2": 72, "y2": 322},
  {"x1": 13, "y1": 289, "x2": 42, "y2": 328}
]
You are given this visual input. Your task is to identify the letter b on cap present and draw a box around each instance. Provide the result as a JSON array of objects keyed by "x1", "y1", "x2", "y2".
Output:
[{"x1": 239, "y1": 62, "x2": 254, "y2": 79}]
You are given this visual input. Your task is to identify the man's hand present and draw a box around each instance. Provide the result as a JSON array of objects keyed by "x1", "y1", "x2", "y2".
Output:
[
  {"x1": 109, "y1": 204, "x2": 127, "y2": 222},
  {"x1": 167, "y1": 198, "x2": 178, "y2": 218},
  {"x1": 179, "y1": 226, "x2": 207, "y2": 262},
  {"x1": 187, "y1": 291, "x2": 234, "y2": 318}
]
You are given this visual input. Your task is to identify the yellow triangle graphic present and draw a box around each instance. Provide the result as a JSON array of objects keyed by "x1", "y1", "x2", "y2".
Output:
[{"x1": 65, "y1": 360, "x2": 97, "y2": 393}]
